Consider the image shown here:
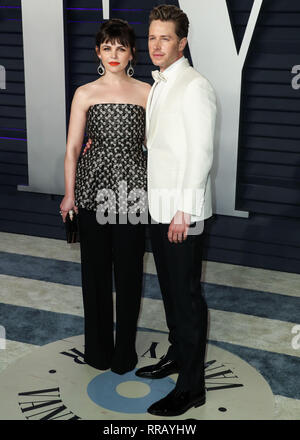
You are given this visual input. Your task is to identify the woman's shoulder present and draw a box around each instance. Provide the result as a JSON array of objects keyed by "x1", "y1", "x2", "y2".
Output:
[
  {"x1": 72, "y1": 80, "x2": 104, "y2": 110},
  {"x1": 131, "y1": 78, "x2": 152, "y2": 91},
  {"x1": 130, "y1": 79, "x2": 152, "y2": 104},
  {"x1": 75, "y1": 80, "x2": 102, "y2": 98}
]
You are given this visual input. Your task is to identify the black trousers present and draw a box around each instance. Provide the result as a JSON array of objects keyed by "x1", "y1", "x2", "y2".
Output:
[
  {"x1": 149, "y1": 219, "x2": 208, "y2": 392},
  {"x1": 78, "y1": 208, "x2": 145, "y2": 373}
]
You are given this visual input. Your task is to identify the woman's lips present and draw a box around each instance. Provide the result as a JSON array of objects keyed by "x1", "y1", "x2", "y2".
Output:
[{"x1": 109, "y1": 62, "x2": 120, "y2": 66}]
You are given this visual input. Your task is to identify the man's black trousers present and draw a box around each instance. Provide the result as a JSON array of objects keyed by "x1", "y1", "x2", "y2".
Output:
[{"x1": 149, "y1": 219, "x2": 208, "y2": 392}]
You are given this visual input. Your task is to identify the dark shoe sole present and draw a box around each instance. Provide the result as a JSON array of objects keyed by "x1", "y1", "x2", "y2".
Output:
[
  {"x1": 194, "y1": 396, "x2": 206, "y2": 408},
  {"x1": 147, "y1": 396, "x2": 206, "y2": 417},
  {"x1": 135, "y1": 368, "x2": 180, "y2": 379},
  {"x1": 84, "y1": 360, "x2": 111, "y2": 370}
]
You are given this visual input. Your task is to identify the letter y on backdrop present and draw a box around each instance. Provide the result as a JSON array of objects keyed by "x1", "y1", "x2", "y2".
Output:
[{"x1": 179, "y1": 0, "x2": 263, "y2": 216}]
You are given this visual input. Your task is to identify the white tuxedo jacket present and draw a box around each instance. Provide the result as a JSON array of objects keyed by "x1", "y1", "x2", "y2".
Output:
[{"x1": 146, "y1": 58, "x2": 217, "y2": 224}]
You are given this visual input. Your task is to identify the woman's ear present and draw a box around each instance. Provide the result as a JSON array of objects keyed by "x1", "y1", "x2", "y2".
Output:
[
  {"x1": 130, "y1": 47, "x2": 136, "y2": 62},
  {"x1": 95, "y1": 45, "x2": 101, "y2": 59}
]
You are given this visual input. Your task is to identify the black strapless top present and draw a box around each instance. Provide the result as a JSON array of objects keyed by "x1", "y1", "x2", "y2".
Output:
[{"x1": 75, "y1": 103, "x2": 147, "y2": 214}]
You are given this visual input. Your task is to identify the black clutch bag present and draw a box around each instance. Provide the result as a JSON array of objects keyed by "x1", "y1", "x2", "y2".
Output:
[{"x1": 65, "y1": 210, "x2": 80, "y2": 243}]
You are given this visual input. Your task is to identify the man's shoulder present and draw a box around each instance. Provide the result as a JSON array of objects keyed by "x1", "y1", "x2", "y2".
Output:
[{"x1": 181, "y1": 66, "x2": 214, "y2": 91}]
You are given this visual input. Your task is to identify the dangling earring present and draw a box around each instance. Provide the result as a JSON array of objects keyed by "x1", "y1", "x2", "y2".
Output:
[
  {"x1": 97, "y1": 59, "x2": 105, "y2": 76},
  {"x1": 127, "y1": 60, "x2": 134, "y2": 77}
]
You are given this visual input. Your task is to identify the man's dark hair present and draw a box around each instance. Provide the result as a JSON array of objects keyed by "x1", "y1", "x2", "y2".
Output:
[{"x1": 149, "y1": 4, "x2": 189, "y2": 40}]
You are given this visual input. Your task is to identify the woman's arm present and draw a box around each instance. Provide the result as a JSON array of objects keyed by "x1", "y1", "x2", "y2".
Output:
[{"x1": 60, "y1": 87, "x2": 88, "y2": 221}]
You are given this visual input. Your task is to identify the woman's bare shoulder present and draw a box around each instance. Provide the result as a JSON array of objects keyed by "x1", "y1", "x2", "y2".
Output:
[
  {"x1": 131, "y1": 79, "x2": 152, "y2": 103},
  {"x1": 75, "y1": 79, "x2": 103, "y2": 98},
  {"x1": 134, "y1": 78, "x2": 152, "y2": 91},
  {"x1": 72, "y1": 80, "x2": 104, "y2": 110}
]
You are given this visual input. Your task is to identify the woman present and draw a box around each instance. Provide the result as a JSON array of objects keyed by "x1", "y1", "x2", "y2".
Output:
[{"x1": 60, "y1": 19, "x2": 151, "y2": 374}]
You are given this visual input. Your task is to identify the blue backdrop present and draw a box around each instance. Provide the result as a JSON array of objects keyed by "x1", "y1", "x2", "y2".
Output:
[{"x1": 0, "y1": 0, "x2": 300, "y2": 273}]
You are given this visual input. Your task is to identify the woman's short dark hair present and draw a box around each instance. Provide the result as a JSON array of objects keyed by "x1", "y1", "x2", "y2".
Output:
[
  {"x1": 149, "y1": 4, "x2": 189, "y2": 40},
  {"x1": 95, "y1": 19, "x2": 137, "y2": 65}
]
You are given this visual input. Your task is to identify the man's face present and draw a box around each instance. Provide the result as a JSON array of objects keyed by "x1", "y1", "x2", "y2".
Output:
[{"x1": 148, "y1": 20, "x2": 187, "y2": 72}]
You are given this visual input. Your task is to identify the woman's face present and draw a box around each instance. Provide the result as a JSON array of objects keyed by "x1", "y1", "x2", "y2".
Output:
[{"x1": 97, "y1": 40, "x2": 133, "y2": 74}]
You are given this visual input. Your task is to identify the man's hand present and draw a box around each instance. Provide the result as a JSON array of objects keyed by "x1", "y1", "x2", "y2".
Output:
[
  {"x1": 168, "y1": 211, "x2": 191, "y2": 243},
  {"x1": 83, "y1": 138, "x2": 92, "y2": 155}
]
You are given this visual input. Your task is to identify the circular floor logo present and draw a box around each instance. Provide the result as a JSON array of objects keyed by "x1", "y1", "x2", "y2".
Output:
[{"x1": 0, "y1": 331, "x2": 274, "y2": 420}]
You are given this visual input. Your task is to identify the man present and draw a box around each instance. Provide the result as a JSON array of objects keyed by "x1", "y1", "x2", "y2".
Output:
[{"x1": 134, "y1": 5, "x2": 217, "y2": 417}]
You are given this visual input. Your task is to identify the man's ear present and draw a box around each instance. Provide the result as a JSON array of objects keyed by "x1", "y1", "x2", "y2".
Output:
[{"x1": 179, "y1": 37, "x2": 188, "y2": 52}]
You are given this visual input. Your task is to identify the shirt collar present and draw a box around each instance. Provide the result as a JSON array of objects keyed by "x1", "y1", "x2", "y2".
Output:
[
  {"x1": 152, "y1": 56, "x2": 187, "y2": 83},
  {"x1": 162, "y1": 56, "x2": 186, "y2": 80}
]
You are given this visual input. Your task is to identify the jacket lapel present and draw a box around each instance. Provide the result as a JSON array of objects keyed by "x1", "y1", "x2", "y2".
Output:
[
  {"x1": 146, "y1": 82, "x2": 156, "y2": 135},
  {"x1": 147, "y1": 59, "x2": 190, "y2": 148}
]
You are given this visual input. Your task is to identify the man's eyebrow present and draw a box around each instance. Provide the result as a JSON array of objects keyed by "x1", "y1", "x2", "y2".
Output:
[{"x1": 149, "y1": 34, "x2": 172, "y2": 38}]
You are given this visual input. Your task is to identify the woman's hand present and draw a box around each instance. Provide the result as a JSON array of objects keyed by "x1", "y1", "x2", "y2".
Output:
[{"x1": 60, "y1": 196, "x2": 78, "y2": 222}]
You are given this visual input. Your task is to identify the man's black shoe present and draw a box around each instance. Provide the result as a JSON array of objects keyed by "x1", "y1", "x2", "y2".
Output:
[
  {"x1": 135, "y1": 358, "x2": 179, "y2": 379},
  {"x1": 147, "y1": 388, "x2": 206, "y2": 417}
]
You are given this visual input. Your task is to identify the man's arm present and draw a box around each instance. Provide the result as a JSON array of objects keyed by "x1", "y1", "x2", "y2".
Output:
[
  {"x1": 178, "y1": 77, "x2": 217, "y2": 217},
  {"x1": 168, "y1": 77, "x2": 216, "y2": 243}
]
